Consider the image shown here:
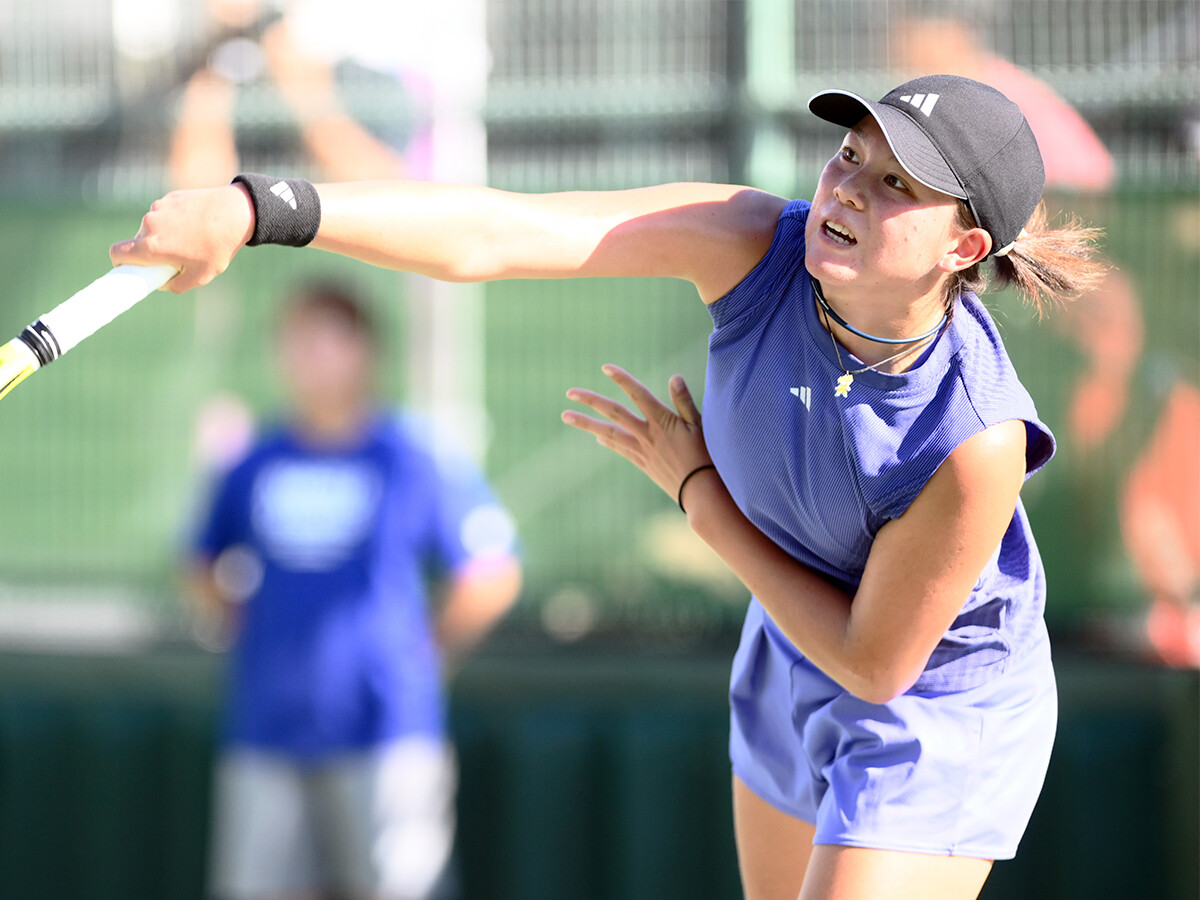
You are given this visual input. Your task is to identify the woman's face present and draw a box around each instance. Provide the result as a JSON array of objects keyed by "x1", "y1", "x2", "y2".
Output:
[{"x1": 804, "y1": 116, "x2": 983, "y2": 300}]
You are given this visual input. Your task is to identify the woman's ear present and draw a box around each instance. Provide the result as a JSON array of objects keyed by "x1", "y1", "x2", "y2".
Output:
[{"x1": 939, "y1": 227, "x2": 991, "y2": 273}]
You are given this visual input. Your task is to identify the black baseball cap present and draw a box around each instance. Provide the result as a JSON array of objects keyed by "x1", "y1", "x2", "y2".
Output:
[{"x1": 808, "y1": 74, "x2": 1045, "y2": 257}]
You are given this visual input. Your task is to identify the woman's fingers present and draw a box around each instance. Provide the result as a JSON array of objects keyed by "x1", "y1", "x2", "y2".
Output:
[
  {"x1": 564, "y1": 365, "x2": 711, "y2": 501},
  {"x1": 571, "y1": 367, "x2": 703, "y2": 439},
  {"x1": 109, "y1": 185, "x2": 255, "y2": 294},
  {"x1": 669, "y1": 374, "x2": 702, "y2": 425},
  {"x1": 560, "y1": 410, "x2": 645, "y2": 466},
  {"x1": 560, "y1": 407, "x2": 623, "y2": 438},
  {"x1": 601, "y1": 364, "x2": 673, "y2": 421},
  {"x1": 565, "y1": 386, "x2": 645, "y2": 433}
]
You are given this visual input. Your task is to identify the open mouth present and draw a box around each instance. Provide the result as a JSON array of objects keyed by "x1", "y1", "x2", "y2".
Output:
[{"x1": 823, "y1": 220, "x2": 857, "y2": 246}]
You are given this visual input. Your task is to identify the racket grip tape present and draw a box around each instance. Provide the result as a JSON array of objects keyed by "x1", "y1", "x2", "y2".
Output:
[
  {"x1": 38, "y1": 263, "x2": 177, "y2": 355},
  {"x1": 0, "y1": 263, "x2": 176, "y2": 404}
]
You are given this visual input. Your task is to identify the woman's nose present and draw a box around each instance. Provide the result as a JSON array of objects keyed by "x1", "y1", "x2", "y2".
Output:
[{"x1": 833, "y1": 176, "x2": 864, "y2": 209}]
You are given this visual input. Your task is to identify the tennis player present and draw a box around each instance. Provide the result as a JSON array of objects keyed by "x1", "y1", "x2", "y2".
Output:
[{"x1": 114, "y1": 74, "x2": 1105, "y2": 900}]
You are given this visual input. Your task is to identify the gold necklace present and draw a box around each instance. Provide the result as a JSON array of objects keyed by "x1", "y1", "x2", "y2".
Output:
[{"x1": 818, "y1": 300, "x2": 943, "y2": 398}]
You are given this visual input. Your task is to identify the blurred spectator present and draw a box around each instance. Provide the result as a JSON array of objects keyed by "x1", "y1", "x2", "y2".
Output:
[
  {"x1": 889, "y1": 15, "x2": 1138, "y2": 449},
  {"x1": 1120, "y1": 383, "x2": 1200, "y2": 666},
  {"x1": 170, "y1": 0, "x2": 427, "y2": 187},
  {"x1": 186, "y1": 283, "x2": 521, "y2": 900},
  {"x1": 891, "y1": 15, "x2": 1199, "y2": 666}
]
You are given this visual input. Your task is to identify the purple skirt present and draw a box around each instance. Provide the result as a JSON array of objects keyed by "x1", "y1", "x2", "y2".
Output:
[{"x1": 729, "y1": 599, "x2": 1057, "y2": 859}]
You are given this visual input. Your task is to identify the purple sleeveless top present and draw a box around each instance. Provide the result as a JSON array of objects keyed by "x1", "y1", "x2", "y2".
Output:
[{"x1": 705, "y1": 199, "x2": 1055, "y2": 692}]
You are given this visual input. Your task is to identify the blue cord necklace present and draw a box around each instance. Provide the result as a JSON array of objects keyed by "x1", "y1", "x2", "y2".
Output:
[
  {"x1": 813, "y1": 280, "x2": 948, "y2": 398},
  {"x1": 813, "y1": 280, "x2": 948, "y2": 345}
]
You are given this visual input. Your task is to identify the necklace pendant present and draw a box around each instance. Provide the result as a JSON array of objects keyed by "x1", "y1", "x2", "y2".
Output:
[{"x1": 835, "y1": 372, "x2": 854, "y2": 398}]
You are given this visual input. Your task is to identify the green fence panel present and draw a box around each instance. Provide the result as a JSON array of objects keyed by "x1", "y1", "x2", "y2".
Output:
[
  {"x1": 500, "y1": 707, "x2": 604, "y2": 898},
  {"x1": 0, "y1": 647, "x2": 1195, "y2": 900},
  {"x1": 608, "y1": 705, "x2": 737, "y2": 900},
  {"x1": 0, "y1": 696, "x2": 83, "y2": 899}
]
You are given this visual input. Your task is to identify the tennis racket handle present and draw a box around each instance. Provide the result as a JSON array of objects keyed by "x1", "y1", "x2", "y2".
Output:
[{"x1": 33, "y1": 263, "x2": 178, "y2": 359}]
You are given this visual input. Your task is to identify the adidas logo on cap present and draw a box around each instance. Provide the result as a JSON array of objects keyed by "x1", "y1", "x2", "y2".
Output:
[{"x1": 898, "y1": 93, "x2": 940, "y2": 116}]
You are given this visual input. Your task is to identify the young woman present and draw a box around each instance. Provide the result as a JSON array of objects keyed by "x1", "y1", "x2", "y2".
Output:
[{"x1": 112, "y1": 74, "x2": 1104, "y2": 900}]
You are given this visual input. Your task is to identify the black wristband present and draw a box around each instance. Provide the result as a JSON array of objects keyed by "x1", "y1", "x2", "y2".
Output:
[
  {"x1": 231, "y1": 173, "x2": 322, "y2": 247},
  {"x1": 677, "y1": 464, "x2": 717, "y2": 513}
]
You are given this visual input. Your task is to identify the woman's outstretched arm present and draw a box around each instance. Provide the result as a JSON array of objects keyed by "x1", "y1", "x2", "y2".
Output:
[{"x1": 110, "y1": 180, "x2": 786, "y2": 301}]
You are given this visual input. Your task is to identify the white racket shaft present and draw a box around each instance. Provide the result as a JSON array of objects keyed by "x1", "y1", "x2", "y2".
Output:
[{"x1": 40, "y1": 263, "x2": 177, "y2": 355}]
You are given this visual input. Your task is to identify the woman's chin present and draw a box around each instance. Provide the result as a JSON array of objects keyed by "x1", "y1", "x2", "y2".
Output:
[{"x1": 804, "y1": 255, "x2": 858, "y2": 287}]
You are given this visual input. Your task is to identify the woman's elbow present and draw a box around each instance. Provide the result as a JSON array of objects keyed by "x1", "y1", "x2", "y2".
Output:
[
  {"x1": 842, "y1": 662, "x2": 920, "y2": 705},
  {"x1": 431, "y1": 256, "x2": 495, "y2": 283},
  {"x1": 851, "y1": 682, "x2": 908, "y2": 705}
]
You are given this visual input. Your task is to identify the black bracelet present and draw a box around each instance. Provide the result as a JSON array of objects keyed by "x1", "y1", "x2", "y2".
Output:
[
  {"x1": 231, "y1": 173, "x2": 322, "y2": 247},
  {"x1": 677, "y1": 464, "x2": 717, "y2": 513}
]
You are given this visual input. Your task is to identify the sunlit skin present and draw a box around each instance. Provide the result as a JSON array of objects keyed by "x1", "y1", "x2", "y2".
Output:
[{"x1": 805, "y1": 117, "x2": 991, "y2": 368}]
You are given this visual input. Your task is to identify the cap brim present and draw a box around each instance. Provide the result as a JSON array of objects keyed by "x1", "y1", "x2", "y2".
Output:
[{"x1": 808, "y1": 89, "x2": 968, "y2": 200}]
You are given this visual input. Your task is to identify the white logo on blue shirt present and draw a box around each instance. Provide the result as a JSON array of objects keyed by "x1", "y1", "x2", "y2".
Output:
[
  {"x1": 251, "y1": 460, "x2": 382, "y2": 570},
  {"x1": 790, "y1": 386, "x2": 812, "y2": 410}
]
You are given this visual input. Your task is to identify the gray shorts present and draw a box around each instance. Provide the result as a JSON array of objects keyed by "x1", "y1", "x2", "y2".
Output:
[{"x1": 209, "y1": 737, "x2": 457, "y2": 900}]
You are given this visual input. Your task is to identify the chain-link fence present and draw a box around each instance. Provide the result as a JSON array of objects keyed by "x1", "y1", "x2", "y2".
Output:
[{"x1": 0, "y1": 0, "x2": 1195, "y2": 644}]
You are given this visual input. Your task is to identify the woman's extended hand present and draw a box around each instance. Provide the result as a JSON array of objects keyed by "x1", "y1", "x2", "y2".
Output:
[
  {"x1": 109, "y1": 184, "x2": 256, "y2": 292},
  {"x1": 563, "y1": 365, "x2": 715, "y2": 506}
]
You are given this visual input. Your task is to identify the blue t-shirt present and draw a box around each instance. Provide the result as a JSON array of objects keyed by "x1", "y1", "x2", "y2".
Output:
[
  {"x1": 194, "y1": 413, "x2": 516, "y2": 760},
  {"x1": 706, "y1": 199, "x2": 1055, "y2": 693}
]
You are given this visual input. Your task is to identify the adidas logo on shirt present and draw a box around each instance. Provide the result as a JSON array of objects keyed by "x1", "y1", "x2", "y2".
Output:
[
  {"x1": 898, "y1": 93, "x2": 940, "y2": 116},
  {"x1": 270, "y1": 180, "x2": 298, "y2": 210},
  {"x1": 790, "y1": 386, "x2": 812, "y2": 410}
]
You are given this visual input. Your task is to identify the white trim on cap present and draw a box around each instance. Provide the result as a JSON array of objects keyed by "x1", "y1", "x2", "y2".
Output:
[{"x1": 807, "y1": 89, "x2": 968, "y2": 201}]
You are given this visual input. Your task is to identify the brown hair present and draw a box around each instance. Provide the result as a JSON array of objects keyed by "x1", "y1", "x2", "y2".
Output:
[
  {"x1": 279, "y1": 281, "x2": 378, "y2": 344},
  {"x1": 947, "y1": 201, "x2": 1109, "y2": 317}
]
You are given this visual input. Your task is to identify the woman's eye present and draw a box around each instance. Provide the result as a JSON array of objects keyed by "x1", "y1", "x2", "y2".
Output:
[
  {"x1": 840, "y1": 146, "x2": 858, "y2": 163},
  {"x1": 885, "y1": 173, "x2": 910, "y2": 191}
]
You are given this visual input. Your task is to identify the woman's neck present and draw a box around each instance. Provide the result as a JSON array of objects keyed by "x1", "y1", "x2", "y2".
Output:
[{"x1": 814, "y1": 280, "x2": 950, "y2": 372}]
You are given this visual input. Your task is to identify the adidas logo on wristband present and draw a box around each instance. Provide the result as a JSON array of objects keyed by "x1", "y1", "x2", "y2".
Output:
[
  {"x1": 270, "y1": 181, "x2": 298, "y2": 210},
  {"x1": 232, "y1": 173, "x2": 322, "y2": 247}
]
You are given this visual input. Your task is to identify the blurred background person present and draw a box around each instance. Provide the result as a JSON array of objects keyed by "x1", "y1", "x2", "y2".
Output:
[
  {"x1": 1120, "y1": 381, "x2": 1200, "y2": 666},
  {"x1": 890, "y1": 12, "x2": 1199, "y2": 666},
  {"x1": 170, "y1": 0, "x2": 428, "y2": 188},
  {"x1": 186, "y1": 283, "x2": 521, "y2": 900},
  {"x1": 169, "y1": 0, "x2": 489, "y2": 464}
]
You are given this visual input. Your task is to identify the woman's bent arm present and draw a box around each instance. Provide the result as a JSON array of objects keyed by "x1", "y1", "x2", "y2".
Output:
[
  {"x1": 564, "y1": 366, "x2": 1031, "y2": 703},
  {"x1": 686, "y1": 420, "x2": 1029, "y2": 702}
]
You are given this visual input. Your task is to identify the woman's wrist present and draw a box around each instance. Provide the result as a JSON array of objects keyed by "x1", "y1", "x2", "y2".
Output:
[
  {"x1": 679, "y1": 464, "x2": 723, "y2": 520},
  {"x1": 228, "y1": 182, "x2": 257, "y2": 247},
  {"x1": 230, "y1": 173, "x2": 322, "y2": 247},
  {"x1": 677, "y1": 463, "x2": 718, "y2": 512}
]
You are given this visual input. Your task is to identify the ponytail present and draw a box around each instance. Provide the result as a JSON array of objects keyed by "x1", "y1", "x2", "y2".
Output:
[{"x1": 949, "y1": 201, "x2": 1109, "y2": 317}]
